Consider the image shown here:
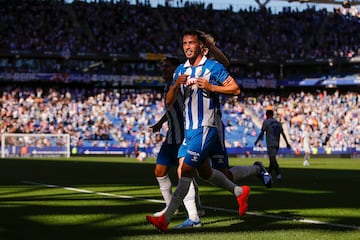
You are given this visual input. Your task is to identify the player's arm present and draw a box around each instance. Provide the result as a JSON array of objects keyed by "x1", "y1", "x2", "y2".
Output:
[
  {"x1": 149, "y1": 113, "x2": 167, "y2": 133},
  {"x1": 197, "y1": 75, "x2": 240, "y2": 96},
  {"x1": 165, "y1": 74, "x2": 187, "y2": 108},
  {"x1": 254, "y1": 126, "x2": 265, "y2": 146},
  {"x1": 281, "y1": 132, "x2": 291, "y2": 148},
  {"x1": 254, "y1": 132, "x2": 264, "y2": 146}
]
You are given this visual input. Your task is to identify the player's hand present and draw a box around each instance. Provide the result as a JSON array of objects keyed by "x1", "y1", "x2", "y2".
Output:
[
  {"x1": 149, "y1": 123, "x2": 161, "y2": 133},
  {"x1": 286, "y1": 143, "x2": 291, "y2": 149},
  {"x1": 175, "y1": 74, "x2": 188, "y2": 87},
  {"x1": 197, "y1": 77, "x2": 212, "y2": 91}
]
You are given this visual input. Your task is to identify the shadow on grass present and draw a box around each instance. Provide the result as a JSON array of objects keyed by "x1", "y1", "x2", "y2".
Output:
[{"x1": 0, "y1": 158, "x2": 359, "y2": 239}]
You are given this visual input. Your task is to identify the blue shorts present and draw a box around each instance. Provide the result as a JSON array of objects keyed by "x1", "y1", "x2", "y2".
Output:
[
  {"x1": 178, "y1": 126, "x2": 219, "y2": 168},
  {"x1": 156, "y1": 141, "x2": 181, "y2": 167},
  {"x1": 210, "y1": 144, "x2": 229, "y2": 170}
]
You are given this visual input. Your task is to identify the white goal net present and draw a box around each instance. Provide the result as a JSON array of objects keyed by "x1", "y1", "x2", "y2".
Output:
[{"x1": 1, "y1": 133, "x2": 70, "y2": 158}]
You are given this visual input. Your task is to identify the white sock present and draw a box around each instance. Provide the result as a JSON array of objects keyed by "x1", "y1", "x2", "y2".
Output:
[
  {"x1": 193, "y1": 178, "x2": 203, "y2": 210},
  {"x1": 156, "y1": 175, "x2": 172, "y2": 207},
  {"x1": 183, "y1": 180, "x2": 200, "y2": 222},
  {"x1": 165, "y1": 177, "x2": 192, "y2": 222},
  {"x1": 229, "y1": 165, "x2": 259, "y2": 182}
]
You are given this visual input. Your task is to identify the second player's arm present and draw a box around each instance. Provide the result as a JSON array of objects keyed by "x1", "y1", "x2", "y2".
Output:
[{"x1": 150, "y1": 113, "x2": 168, "y2": 133}]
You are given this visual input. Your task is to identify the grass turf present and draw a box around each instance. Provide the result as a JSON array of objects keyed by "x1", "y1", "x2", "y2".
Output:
[{"x1": 0, "y1": 156, "x2": 359, "y2": 239}]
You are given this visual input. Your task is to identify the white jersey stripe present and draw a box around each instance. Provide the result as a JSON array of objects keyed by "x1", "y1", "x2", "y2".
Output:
[{"x1": 173, "y1": 56, "x2": 229, "y2": 130}]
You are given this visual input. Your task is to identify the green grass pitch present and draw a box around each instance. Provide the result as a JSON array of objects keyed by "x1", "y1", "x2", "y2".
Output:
[{"x1": 0, "y1": 156, "x2": 359, "y2": 240}]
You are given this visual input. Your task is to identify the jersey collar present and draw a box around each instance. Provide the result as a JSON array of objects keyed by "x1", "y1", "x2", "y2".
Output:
[{"x1": 184, "y1": 55, "x2": 207, "y2": 67}]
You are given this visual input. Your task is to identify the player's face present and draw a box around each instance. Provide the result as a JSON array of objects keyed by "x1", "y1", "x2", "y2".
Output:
[{"x1": 182, "y1": 34, "x2": 202, "y2": 62}]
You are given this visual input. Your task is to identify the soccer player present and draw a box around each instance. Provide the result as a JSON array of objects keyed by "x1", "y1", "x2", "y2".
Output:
[
  {"x1": 254, "y1": 109, "x2": 291, "y2": 182},
  {"x1": 146, "y1": 29, "x2": 250, "y2": 232},
  {"x1": 301, "y1": 124, "x2": 312, "y2": 166},
  {"x1": 149, "y1": 57, "x2": 203, "y2": 226},
  {"x1": 153, "y1": 57, "x2": 269, "y2": 229},
  {"x1": 135, "y1": 131, "x2": 147, "y2": 161}
]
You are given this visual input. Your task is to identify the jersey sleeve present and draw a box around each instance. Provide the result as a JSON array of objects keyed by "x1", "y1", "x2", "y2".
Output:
[{"x1": 208, "y1": 60, "x2": 229, "y2": 86}]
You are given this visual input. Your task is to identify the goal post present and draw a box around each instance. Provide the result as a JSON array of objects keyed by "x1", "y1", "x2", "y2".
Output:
[{"x1": 1, "y1": 133, "x2": 70, "y2": 158}]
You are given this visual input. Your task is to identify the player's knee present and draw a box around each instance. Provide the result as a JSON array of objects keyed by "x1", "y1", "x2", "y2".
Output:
[
  {"x1": 197, "y1": 167, "x2": 213, "y2": 180},
  {"x1": 223, "y1": 169, "x2": 233, "y2": 181},
  {"x1": 180, "y1": 163, "x2": 196, "y2": 178},
  {"x1": 154, "y1": 165, "x2": 168, "y2": 177}
]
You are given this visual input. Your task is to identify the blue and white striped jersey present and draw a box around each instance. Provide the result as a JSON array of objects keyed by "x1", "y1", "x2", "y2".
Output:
[
  {"x1": 164, "y1": 84, "x2": 184, "y2": 145},
  {"x1": 173, "y1": 56, "x2": 229, "y2": 130}
]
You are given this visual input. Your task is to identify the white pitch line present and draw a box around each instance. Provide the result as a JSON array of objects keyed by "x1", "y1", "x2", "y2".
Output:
[
  {"x1": 21, "y1": 180, "x2": 164, "y2": 204},
  {"x1": 64, "y1": 187, "x2": 93, "y2": 193},
  {"x1": 203, "y1": 206, "x2": 360, "y2": 230},
  {"x1": 21, "y1": 180, "x2": 360, "y2": 230}
]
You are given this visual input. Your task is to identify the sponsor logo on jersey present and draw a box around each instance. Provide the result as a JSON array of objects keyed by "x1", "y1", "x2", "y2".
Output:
[{"x1": 187, "y1": 150, "x2": 200, "y2": 162}]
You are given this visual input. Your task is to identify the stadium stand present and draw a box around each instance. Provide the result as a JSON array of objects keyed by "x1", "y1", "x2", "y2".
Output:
[{"x1": 0, "y1": 1, "x2": 359, "y2": 156}]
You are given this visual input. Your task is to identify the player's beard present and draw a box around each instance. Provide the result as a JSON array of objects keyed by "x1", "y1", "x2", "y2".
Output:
[
  {"x1": 184, "y1": 49, "x2": 194, "y2": 59},
  {"x1": 185, "y1": 48, "x2": 202, "y2": 63}
]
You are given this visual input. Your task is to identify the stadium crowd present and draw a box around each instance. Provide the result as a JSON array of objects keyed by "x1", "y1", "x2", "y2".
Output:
[
  {"x1": 0, "y1": 86, "x2": 359, "y2": 153},
  {"x1": 0, "y1": 1, "x2": 360, "y2": 77},
  {"x1": 247, "y1": 90, "x2": 360, "y2": 152},
  {"x1": 0, "y1": 1, "x2": 359, "y2": 154}
]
